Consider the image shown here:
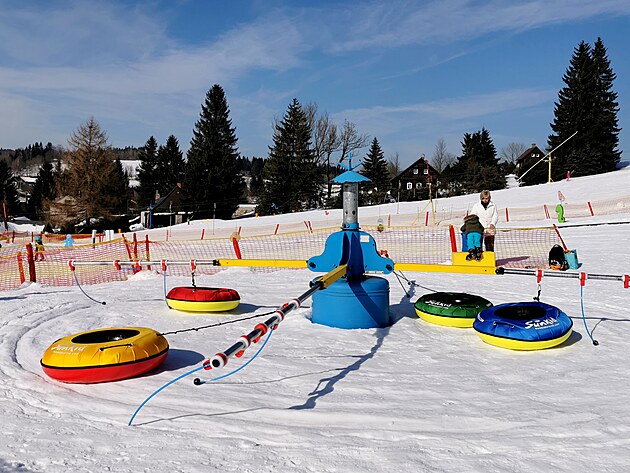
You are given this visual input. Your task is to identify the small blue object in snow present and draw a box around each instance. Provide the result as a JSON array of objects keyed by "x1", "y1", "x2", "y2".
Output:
[{"x1": 64, "y1": 234, "x2": 74, "y2": 248}]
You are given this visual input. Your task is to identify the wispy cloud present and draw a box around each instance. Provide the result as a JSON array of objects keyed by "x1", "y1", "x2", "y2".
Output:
[
  {"x1": 321, "y1": 0, "x2": 630, "y2": 52},
  {"x1": 0, "y1": 3, "x2": 306, "y2": 147},
  {"x1": 334, "y1": 88, "x2": 554, "y2": 133},
  {"x1": 329, "y1": 88, "x2": 556, "y2": 158}
]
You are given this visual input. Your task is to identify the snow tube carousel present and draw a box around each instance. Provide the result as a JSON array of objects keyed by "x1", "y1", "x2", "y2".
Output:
[
  {"x1": 415, "y1": 292, "x2": 493, "y2": 328},
  {"x1": 166, "y1": 287, "x2": 240, "y2": 312},
  {"x1": 41, "y1": 327, "x2": 169, "y2": 383},
  {"x1": 473, "y1": 302, "x2": 573, "y2": 350}
]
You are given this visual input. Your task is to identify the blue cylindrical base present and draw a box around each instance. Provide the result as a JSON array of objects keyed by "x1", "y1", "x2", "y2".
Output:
[{"x1": 312, "y1": 276, "x2": 390, "y2": 329}]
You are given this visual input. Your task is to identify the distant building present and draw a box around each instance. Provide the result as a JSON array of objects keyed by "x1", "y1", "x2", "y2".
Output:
[
  {"x1": 391, "y1": 156, "x2": 440, "y2": 201},
  {"x1": 515, "y1": 144, "x2": 546, "y2": 174},
  {"x1": 141, "y1": 183, "x2": 191, "y2": 229}
]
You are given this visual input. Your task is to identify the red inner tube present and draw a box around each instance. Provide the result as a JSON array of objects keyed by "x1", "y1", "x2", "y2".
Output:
[{"x1": 166, "y1": 287, "x2": 240, "y2": 302}]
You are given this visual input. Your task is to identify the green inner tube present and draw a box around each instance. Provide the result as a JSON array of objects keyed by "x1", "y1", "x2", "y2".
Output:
[{"x1": 414, "y1": 292, "x2": 493, "y2": 319}]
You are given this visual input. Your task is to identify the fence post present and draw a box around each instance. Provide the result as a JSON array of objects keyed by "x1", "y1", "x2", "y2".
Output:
[
  {"x1": 17, "y1": 252, "x2": 25, "y2": 284},
  {"x1": 505, "y1": 208, "x2": 509, "y2": 222},
  {"x1": 449, "y1": 225, "x2": 457, "y2": 253},
  {"x1": 132, "y1": 232, "x2": 139, "y2": 259},
  {"x1": 232, "y1": 234, "x2": 242, "y2": 259},
  {"x1": 26, "y1": 243, "x2": 36, "y2": 283},
  {"x1": 145, "y1": 235, "x2": 151, "y2": 271}
]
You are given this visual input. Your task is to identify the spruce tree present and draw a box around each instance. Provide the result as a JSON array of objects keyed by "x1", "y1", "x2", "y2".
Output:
[
  {"x1": 547, "y1": 39, "x2": 621, "y2": 178},
  {"x1": 184, "y1": 84, "x2": 245, "y2": 220},
  {"x1": 0, "y1": 160, "x2": 19, "y2": 227},
  {"x1": 101, "y1": 158, "x2": 129, "y2": 214},
  {"x1": 28, "y1": 160, "x2": 56, "y2": 219},
  {"x1": 156, "y1": 135, "x2": 185, "y2": 195},
  {"x1": 591, "y1": 37, "x2": 621, "y2": 172},
  {"x1": 136, "y1": 136, "x2": 159, "y2": 206},
  {"x1": 458, "y1": 128, "x2": 504, "y2": 192},
  {"x1": 360, "y1": 137, "x2": 390, "y2": 205},
  {"x1": 259, "y1": 99, "x2": 319, "y2": 214}
]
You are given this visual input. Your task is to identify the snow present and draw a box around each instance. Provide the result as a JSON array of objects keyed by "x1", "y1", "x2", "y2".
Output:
[{"x1": 2, "y1": 166, "x2": 630, "y2": 472}]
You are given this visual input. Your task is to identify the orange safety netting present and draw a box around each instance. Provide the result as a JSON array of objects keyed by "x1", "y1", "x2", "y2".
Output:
[{"x1": 0, "y1": 225, "x2": 564, "y2": 291}]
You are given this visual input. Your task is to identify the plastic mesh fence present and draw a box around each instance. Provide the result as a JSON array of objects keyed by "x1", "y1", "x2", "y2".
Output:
[
  {"x1": 6, "y1": 193, "x2": 626, "y2": 291},
  {"x1": 0, "y1": 225, "x2": 565, "y2": 291}
]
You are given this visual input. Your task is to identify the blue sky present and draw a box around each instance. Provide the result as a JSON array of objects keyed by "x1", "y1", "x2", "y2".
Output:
[{"x1": 1, "y1": 0, "x2": 628, "y2": 169}]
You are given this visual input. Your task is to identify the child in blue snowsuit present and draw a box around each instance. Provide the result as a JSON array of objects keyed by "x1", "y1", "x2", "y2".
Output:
[{"x1": 461, "y1": 214, "x2": 484, "y2": 261}]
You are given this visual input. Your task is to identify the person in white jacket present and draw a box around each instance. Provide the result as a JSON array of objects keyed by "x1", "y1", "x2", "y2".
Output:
[{"x1": 470, "y1": 190, "x2": 498, "y2": 251}]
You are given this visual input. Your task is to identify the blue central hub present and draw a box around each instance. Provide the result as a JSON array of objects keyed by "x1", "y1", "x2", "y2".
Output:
[{"x1": 308, "y1": 157, "x2": 394, "y2": 329}]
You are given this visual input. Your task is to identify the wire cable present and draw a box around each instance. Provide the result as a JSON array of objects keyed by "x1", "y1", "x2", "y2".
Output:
[
  {"x1": 127, "y1": 327, "x2": 274, "y2": 426},
  {"x1": 579, "y1": 284, "x2": 599, "y2": 346},
  {"x1": 72, "y1": 269, "x2": 106, "y2": 305}
]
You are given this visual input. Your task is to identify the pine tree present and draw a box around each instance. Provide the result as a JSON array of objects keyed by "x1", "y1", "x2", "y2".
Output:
[
  {"x1": 0, "y1": 160, "x2": 19, "y2": 227},
  {"x1": 136, "y1": 136, "x2": 159, "y2": 206},
  {"x1": 458, "y1": 128, "x2": 504, "y2": 192},
  {"x1": 591, "y1": 37, "x2": 621, "y2": 172},
  {"x1": 101, "y1": 158, "x2": 129, "y2": 214},
  {"x1": 64, "y1": 117, "x2": 124, "y2": 222},
  {"x1": 258, "y1": 99, "x2": 319, "y2": 214},
  {"x1": 156, "y1": 135, "x2": 185, "y2": 195},
  {"x1": 28, "y1": 160, "x2": 56, "y2": 219},
  {"x1": 547, "y1": 39, "x2": 621, "y2": 178},
  {"x1": 184, "y1": 84, "x2": 245, "y2": 220},
  {"x1": 360, "y1": 138, "x2": 390, "y2": 205}
]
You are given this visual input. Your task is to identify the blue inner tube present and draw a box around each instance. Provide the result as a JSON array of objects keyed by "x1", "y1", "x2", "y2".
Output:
[{"x1": 474, "y1": 301, "x2": 573, "y2": 350}]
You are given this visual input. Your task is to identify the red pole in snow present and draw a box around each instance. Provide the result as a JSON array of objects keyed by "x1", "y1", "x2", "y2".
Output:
[
  {"x1": 449, "y1": 225, "x2": 457, "y2": 253},
  {"x1": 232, "y1": 236, "x2": 242, "y2": 259},
  {"x1": 26, "y1": 243, "x2": 36, "y2": 283}
]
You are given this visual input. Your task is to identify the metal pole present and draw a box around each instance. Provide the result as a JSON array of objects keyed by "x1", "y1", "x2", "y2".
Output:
[
  {"x1": 497, "y1": 267, "x2": 628, "y2": 283},
  {"x1": 203, "y1": 265, "x2": 347, "y2": 371},
  {"x1": 519, "y1": 131, "x2": 578, "y2": 183}
]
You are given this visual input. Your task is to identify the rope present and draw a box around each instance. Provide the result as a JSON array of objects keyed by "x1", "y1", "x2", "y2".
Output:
[
  {"x1": 393, "y1": 271, "x2": 413, "y2": 298},
  {"x1": 193, "y1": 325, "x2": 274, "y2": 385},
  {"x1": 72, "y1": 269, "x2": 106, "y2": 306},
  {"x1": 128, "y1": 327, "x2": 274, "y2": 426},
  {"x1": 579, "y1": 285, "x2": 599, "y2": 346},
  {"x1": 394, "y1": 270, "x2": 436, "y2": 294},
  {"x1": 157, "y1": 310, "x2": 276, "y2": 336}
]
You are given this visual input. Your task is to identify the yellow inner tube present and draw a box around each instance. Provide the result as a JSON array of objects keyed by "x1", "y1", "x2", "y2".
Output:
[
  {"x1": 415, "y1": 308, "x2": 475, "y2": 328},
  {"x1": 475, "y1": 329, "x2": 573, "y2": 351},
  {"x1": 41, "y1": 327, "x2": 168, "y2": 369},
  {"x1": 166, "y1": 299, "x2": 240, "y2": 313}
]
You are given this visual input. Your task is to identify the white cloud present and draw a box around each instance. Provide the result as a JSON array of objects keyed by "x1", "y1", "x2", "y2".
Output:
[{"x1": 323, "y1": 0, "x2": 630, "y2": 52}]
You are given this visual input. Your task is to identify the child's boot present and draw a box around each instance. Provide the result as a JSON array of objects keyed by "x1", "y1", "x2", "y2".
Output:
[
  {"x1": 475, "y1": 247, "x2": 483, "y2": 261},
  {"x1": 466, "y1": 249, "x2": 475, "y2": 261}
]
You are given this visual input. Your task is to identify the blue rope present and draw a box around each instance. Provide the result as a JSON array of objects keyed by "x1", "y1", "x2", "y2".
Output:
[
  {"x1": 195, "y1": 325, "x2": 274, "y2": 384},
  {"x1": 72, "y1": 270, "x2": 106, "y2": 305},
  {"x1": 579, "y1": 284, "x2": 599, "y2": 346},
  {"x1": 127, "y1": 327, "x2": 274, "y2": 426}
]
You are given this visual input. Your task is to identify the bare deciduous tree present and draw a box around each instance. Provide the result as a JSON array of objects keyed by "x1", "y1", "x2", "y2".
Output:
[
  {"x1": 312, "y1": 112, "x2": 340, "y2": 200},
  {"x1": 431, "y1": 138, "x2": 456, "y2": 173},
  {"x1": 500, "y1": 142, "x2": 526, "y2": 163},
  {"x1": 387, "y1": 152, "x2": 402, "y2": 178},
  {"x1": 339, "y1": 120, "x2": 369, "y2": 162}
]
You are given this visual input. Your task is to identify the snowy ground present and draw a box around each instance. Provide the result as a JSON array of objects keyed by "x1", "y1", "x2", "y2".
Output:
[{"x1": 2, "y1": 168, "x2": 630, "y2": 472}]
